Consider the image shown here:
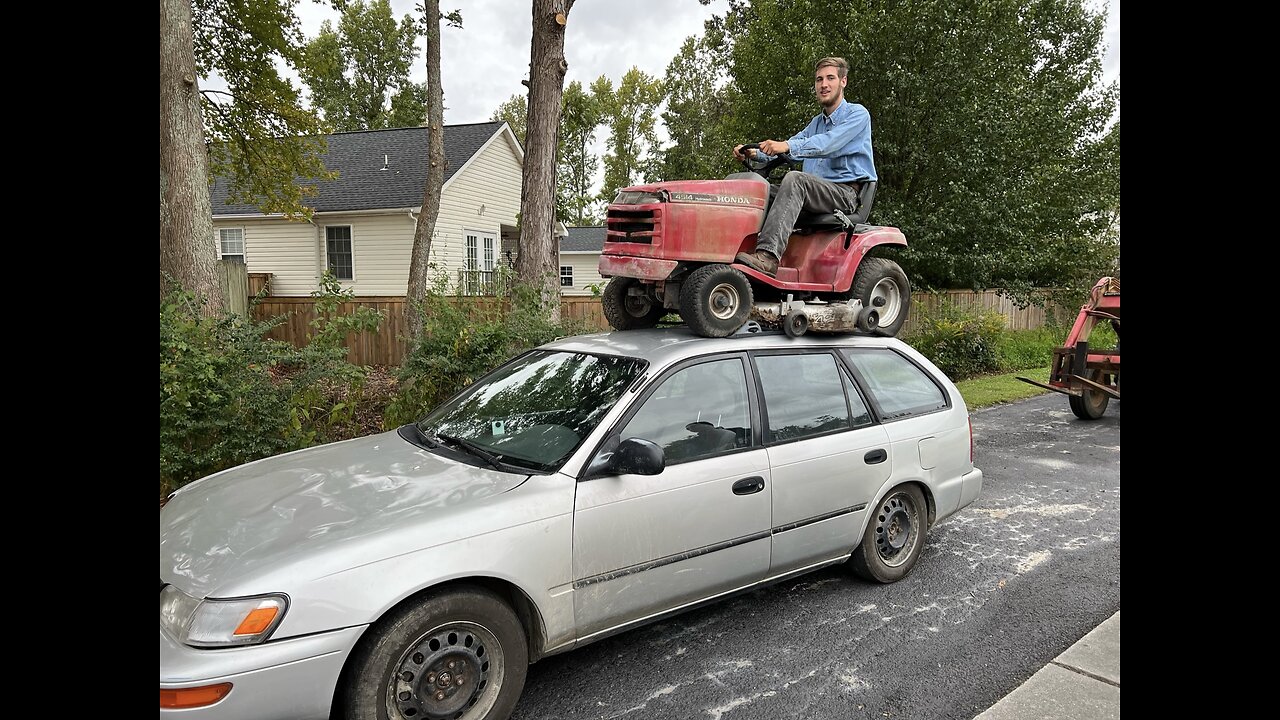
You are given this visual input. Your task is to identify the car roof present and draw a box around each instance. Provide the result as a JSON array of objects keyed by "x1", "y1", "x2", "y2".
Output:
[{"x1": 541, "y1": 327, "x2": 914, "y2": 369}]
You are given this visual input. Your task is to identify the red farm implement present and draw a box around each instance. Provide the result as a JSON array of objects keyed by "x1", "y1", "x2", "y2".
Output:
[{"x1": 1018, "y1": 276, "x2": 1121, "y2": 420}]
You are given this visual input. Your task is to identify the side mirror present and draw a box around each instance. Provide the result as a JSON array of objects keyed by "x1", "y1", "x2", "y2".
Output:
[{"x1": 584, "y1": 437, "x2": 665, "y2": 480}]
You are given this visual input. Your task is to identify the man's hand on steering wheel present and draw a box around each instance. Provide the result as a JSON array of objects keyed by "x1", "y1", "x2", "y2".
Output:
[{"x1": 736, "y1": 142, "x2": 800, "y2": 177}]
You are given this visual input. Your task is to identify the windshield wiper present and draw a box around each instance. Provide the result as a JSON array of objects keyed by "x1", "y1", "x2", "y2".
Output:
[{"x1": 435, "y1": 432, "x2": 506, "y2": 472}]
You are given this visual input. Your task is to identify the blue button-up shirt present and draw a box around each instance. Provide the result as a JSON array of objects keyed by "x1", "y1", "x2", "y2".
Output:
[{"x1": 785, "y1": 100, "x2": 877, "y2": 183}]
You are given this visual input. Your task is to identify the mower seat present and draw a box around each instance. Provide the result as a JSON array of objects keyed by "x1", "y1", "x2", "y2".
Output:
[{"x1": 795, "y1": 181, "x2": 877, "y2": 230}]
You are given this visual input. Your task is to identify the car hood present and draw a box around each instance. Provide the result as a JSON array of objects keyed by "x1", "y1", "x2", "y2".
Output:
[{"x1": 159, "y1": 430, "x2": 530, "y2": 598}]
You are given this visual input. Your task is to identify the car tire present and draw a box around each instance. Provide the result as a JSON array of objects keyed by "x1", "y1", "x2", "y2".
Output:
[
  {"x1": 1069, "y1": 368, "x2": 1110, "y2": 420},
  {"x1": 851, "y1": 484, "x2": 928, "y2": 583},
  {"x1": 340, "y1": 586, "x2": 528, "y2": 720},
  {"x1": 850, "y1": 257, "x2": 910, "y2": 337},
  {"x1": 680, "y1": 264, "x2": 753, "y2": 338},
  {"x1": 602, "y1": 277, "x2": 666, "y2": 330}
]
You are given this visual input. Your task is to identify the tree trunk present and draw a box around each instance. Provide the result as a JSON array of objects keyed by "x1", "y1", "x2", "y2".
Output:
[
  {"x1": 405, "y1": 0, "x2": 446, "y2": 341},
  {"x1": 516, "y1": 0, "x2": 575, "y2": 321},
  {"x1": 160, "y1": 0, "x2": 223, "y2": 312}
]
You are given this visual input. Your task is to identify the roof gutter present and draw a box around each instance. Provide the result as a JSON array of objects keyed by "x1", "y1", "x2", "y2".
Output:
[{"x1": 213, "y1": 207, "x2": 420, "y2": 220}]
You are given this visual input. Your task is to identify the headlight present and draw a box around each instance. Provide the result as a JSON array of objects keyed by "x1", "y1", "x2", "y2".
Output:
[
  {"x1": 159, "y1": 585, "x2": 288, "y2": 647},
  {"x1": 612, "y1": 190, "x2": 664, "y2": 205}
]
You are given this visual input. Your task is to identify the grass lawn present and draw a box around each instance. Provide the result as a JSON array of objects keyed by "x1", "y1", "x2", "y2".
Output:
[{"x1": 956, "y1": 365, "x2": 1054, "y2": 410}]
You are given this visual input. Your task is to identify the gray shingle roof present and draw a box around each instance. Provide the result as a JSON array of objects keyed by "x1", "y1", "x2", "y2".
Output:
[
  {"x1": 211, "y1": 122, "x2": 508, "y2": 216},
  {"x1": 562, "y1": 225, "x2": 605, "y2": 252}
]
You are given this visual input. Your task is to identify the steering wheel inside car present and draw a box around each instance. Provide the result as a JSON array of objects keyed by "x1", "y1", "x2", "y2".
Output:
[{"x1": 738, "y1": 142, "x2": 800, "y2": 178}]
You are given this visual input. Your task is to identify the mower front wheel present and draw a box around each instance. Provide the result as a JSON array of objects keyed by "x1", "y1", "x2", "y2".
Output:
[
  {"x1": 680, "y1": 264, "x2": 753, "y2": 338},
  {"x1": 602, "y1": 277, "x2": 666, "y2": 330}
]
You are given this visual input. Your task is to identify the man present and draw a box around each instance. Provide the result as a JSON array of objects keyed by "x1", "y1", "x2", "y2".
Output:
[{"x1": 734, "y1": 56, "x2": 877, "y2": 276}]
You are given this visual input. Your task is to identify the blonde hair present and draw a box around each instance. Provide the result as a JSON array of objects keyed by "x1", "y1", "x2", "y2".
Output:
[{"x1": 815, "y1": 57, "x2": 849, "y2": 79}]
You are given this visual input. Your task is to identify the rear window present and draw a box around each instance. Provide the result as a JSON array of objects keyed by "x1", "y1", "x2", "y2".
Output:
[{"x1": 840, "y1": 348, "x2": 948, "y2": 420}]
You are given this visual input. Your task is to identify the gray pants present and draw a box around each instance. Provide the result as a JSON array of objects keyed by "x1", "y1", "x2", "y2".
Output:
[{"x1": 756, "y1": 171, "x2": 860, "y2": 259}]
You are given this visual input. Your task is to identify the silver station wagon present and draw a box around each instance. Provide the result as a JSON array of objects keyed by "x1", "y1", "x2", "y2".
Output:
[{"x1": 160, "y1": 328, "x2": 983, "y2": 720}]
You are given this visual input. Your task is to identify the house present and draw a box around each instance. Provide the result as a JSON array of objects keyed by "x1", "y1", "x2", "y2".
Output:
[
  {"x1": 559, "y1": 226, "x2": 606, "y2": 296},
  {"x1": 211, "y1": 122, "x2": 525, "y2": 297}
]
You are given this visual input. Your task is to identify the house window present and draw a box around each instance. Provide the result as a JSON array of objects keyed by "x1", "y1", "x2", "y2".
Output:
[
  {"x1": 326, "y1": 226, "x2": 353, "y2": 280},
  {"x1": 560, "y1": 266, "x2": 574, "y2": 287},
  {"x1": 219, "y1": 228, "x2": 245, "y2": 263},
  {"x1": 463, "y1": 231, "x2": 498, "y2": 295},
  {"x1": 466, "y1": 234, "x2": 478, "y2": 271}
]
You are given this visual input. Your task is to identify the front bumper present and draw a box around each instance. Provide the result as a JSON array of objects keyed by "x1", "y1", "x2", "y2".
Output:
[{"x1": 160, "y1": 625, "x2": 365, "y2": 719}]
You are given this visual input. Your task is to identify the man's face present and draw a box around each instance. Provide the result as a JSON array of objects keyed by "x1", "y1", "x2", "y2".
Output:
[{"x1": 814, "y1": 66, "x2": 847, "y2": 110}]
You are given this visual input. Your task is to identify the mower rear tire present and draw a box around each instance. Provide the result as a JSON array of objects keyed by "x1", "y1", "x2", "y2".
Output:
[
  {"x1": 602, "y1": 277, "x2": 666, "y2": 330},
  {"x1": 680, "y1": 265, "x2": 753, "y2": 338},
  {"x1": 850, "y1": 257, "x2": 910, "y2": 337}
]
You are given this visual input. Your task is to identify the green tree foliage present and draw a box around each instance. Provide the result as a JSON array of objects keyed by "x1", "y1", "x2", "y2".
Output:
[
  {"x1": 703, "y1": 0, "x2": 1120, "y2": 301},
  {"x1": 193, "y1": 0, "x2": 333, "y2": 219},
  {"x1": 594, "y1": 68, "x2": 664, "y2": 203},
  {"x1": 491, "y1": 93, "x2": 529, "y2": 147},
  {"x1": 558, "y1": 80, "x2": 605, "y2": 224},
  {"x1": 387, "y1": 270, "x2": 588, "y2": 426},
  {"x1": 658, "y1": 35, "x2": 739, "y2": 182},
  {"x1": 300, "y1": 0, "x2": 426, "y2": 131}
]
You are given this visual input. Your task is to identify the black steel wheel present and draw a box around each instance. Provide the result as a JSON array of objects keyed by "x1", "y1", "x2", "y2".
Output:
[
  {"x1": 851, "y1": 484, "x2": 928, "y2": 583},
  {"x1": 340, "y1": 587, "x2": 528, "y2": 720},
  {"x1": 602, "y1": 277, "x2": 666, "y2": 330},
  {"x1": 1069, "y1": 368, "x2": 1110, "y2": 420},
  {"x1": 849, "y1": 257, "x2": 910, "y2": 337},
  {"x1": 679, "y1": 264, "x2": 754, "y2": 338}
]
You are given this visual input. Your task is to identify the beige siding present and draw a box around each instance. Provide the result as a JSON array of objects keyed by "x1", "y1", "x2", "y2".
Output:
[
  {"x1": 210, "y1": 128, "x2": 524, "y2": 296},
  {"x1": 212, "y1": 218, "x2": 316, "y2": 297},
  {"x1": 559, "y1": 252, "x2": 604, "y2": 296},
  {"x1": 435, "y1": 133, "x2": 523, "y2": 289}
]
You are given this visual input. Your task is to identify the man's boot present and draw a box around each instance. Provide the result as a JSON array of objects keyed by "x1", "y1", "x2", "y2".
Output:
[{"x1": 734, "y1": 250, "x2": 779, "y2": 276}]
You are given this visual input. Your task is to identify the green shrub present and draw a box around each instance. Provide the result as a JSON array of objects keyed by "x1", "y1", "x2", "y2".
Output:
[
  {"x1": 385, "y1": 271, "x2": 589, "y2": 426},
  {"x1": 160, "y1": 277, "x2": 385, "y2": 498},
  {"x1": 906, "y1": 301, "x2": 1007, "y2": 380},
  {"x1": 160, "y1": 288, "x2": 300, "y2": 497},
  {"x1": 995, "y1": 326, "x2": 1063, "y2": 372}
]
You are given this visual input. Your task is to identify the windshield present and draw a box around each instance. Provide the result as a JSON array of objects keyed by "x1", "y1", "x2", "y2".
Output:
[{"x1": 418, "y1": 350, "x2": 646, "y2": 472}]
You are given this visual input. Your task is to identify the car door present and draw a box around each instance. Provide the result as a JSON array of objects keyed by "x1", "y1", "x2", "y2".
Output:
[
  {"x1": 753, "y1": 350, "x2": 892, "y2": 576},
  {"x1": 572, "y1": 353, "x2": 771, "y2": 641}
]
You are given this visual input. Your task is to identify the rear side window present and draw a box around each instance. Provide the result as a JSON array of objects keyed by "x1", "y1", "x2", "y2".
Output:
[
  {"x1": 755, "y1": 353, "x2": 859, "y2": 442},
  {"x1": 840, "y1": 348, "x2": 948, "y2": 420}
]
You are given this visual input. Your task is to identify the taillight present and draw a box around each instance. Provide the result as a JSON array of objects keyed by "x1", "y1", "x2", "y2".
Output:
[{"x1": 968, "y1": 416, "x2": 974, "y2": 464}]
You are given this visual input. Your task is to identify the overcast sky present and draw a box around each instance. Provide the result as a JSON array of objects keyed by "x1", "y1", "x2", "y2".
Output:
[{"x1": 293, "y1": 0, "x2": 1121, "y2": 127}]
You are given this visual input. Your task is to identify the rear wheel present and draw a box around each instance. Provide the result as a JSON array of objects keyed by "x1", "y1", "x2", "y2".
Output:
[
  {"x1": 602, "y1": 277, "x2": 665, "y2": 330},
  {"x1": 850, "y1": 257, "x2": 910, "y2": 337},
  {"x1": 340, "y1": 586, "x2": 528, "y2": 720},
  {"x1": 1069, "y1": 368, "x2": 1110, "y2": 420},
  {"x1": 851, "y1": 484, "x2": 928, "y2": 583},
  {"x1": 680, "y1": 264, "x2": 753, "y2": 337}
]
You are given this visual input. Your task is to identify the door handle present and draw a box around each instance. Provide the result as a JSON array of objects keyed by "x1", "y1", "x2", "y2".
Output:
[
  {"x1": 732, "y1": 476, "x2": 766, "y2": 495},
  {"x1": 864, "y1": 449, "x2": 887, "y2": 464}
]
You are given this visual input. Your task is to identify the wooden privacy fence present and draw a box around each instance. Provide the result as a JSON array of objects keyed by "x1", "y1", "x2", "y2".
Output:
[{"x1": 247, "y1": 291, "x2": 1048, "y2": 367}]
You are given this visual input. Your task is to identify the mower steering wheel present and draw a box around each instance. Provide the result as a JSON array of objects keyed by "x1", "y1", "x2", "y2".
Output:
[{"x1": 739, "y1": 143, "x2": 799, "y2": 178}]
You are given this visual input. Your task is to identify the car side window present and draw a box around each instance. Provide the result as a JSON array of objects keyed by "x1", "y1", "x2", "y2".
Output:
[
  {"x1": 619, "y1": 358, "x2": 752, "y2": 463},
  {"x1": 840, "y1": 348, "x2": 948, "y2": 420},
  {"x1": 755, "y1": 353, "x2": 853, "y2": 442}
]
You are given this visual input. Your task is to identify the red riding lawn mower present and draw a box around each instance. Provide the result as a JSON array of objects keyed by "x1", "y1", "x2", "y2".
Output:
[{"x1": 597, "y1": 143, "x2": 911, "y2": 338}]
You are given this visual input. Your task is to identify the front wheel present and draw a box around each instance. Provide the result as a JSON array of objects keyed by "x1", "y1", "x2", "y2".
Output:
[
  {"x1": 1069, "y1": 368, "x2": 1110, "y2": 420},
  {"x1": 602, "y1": 277, "x2": 666, "y2": 330},
  {"x1": 340, "y1": 586, "x2": 528, "y2": 720},
  {"x1": 679, "y1": 264, "x2": 754, "y2": 337},
  {"x1": 850, "y1": 484, "x2": 928, "y2": 583},
  {"x1": 850, "y1": 257, "x2": 910, "y2": 337}
]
